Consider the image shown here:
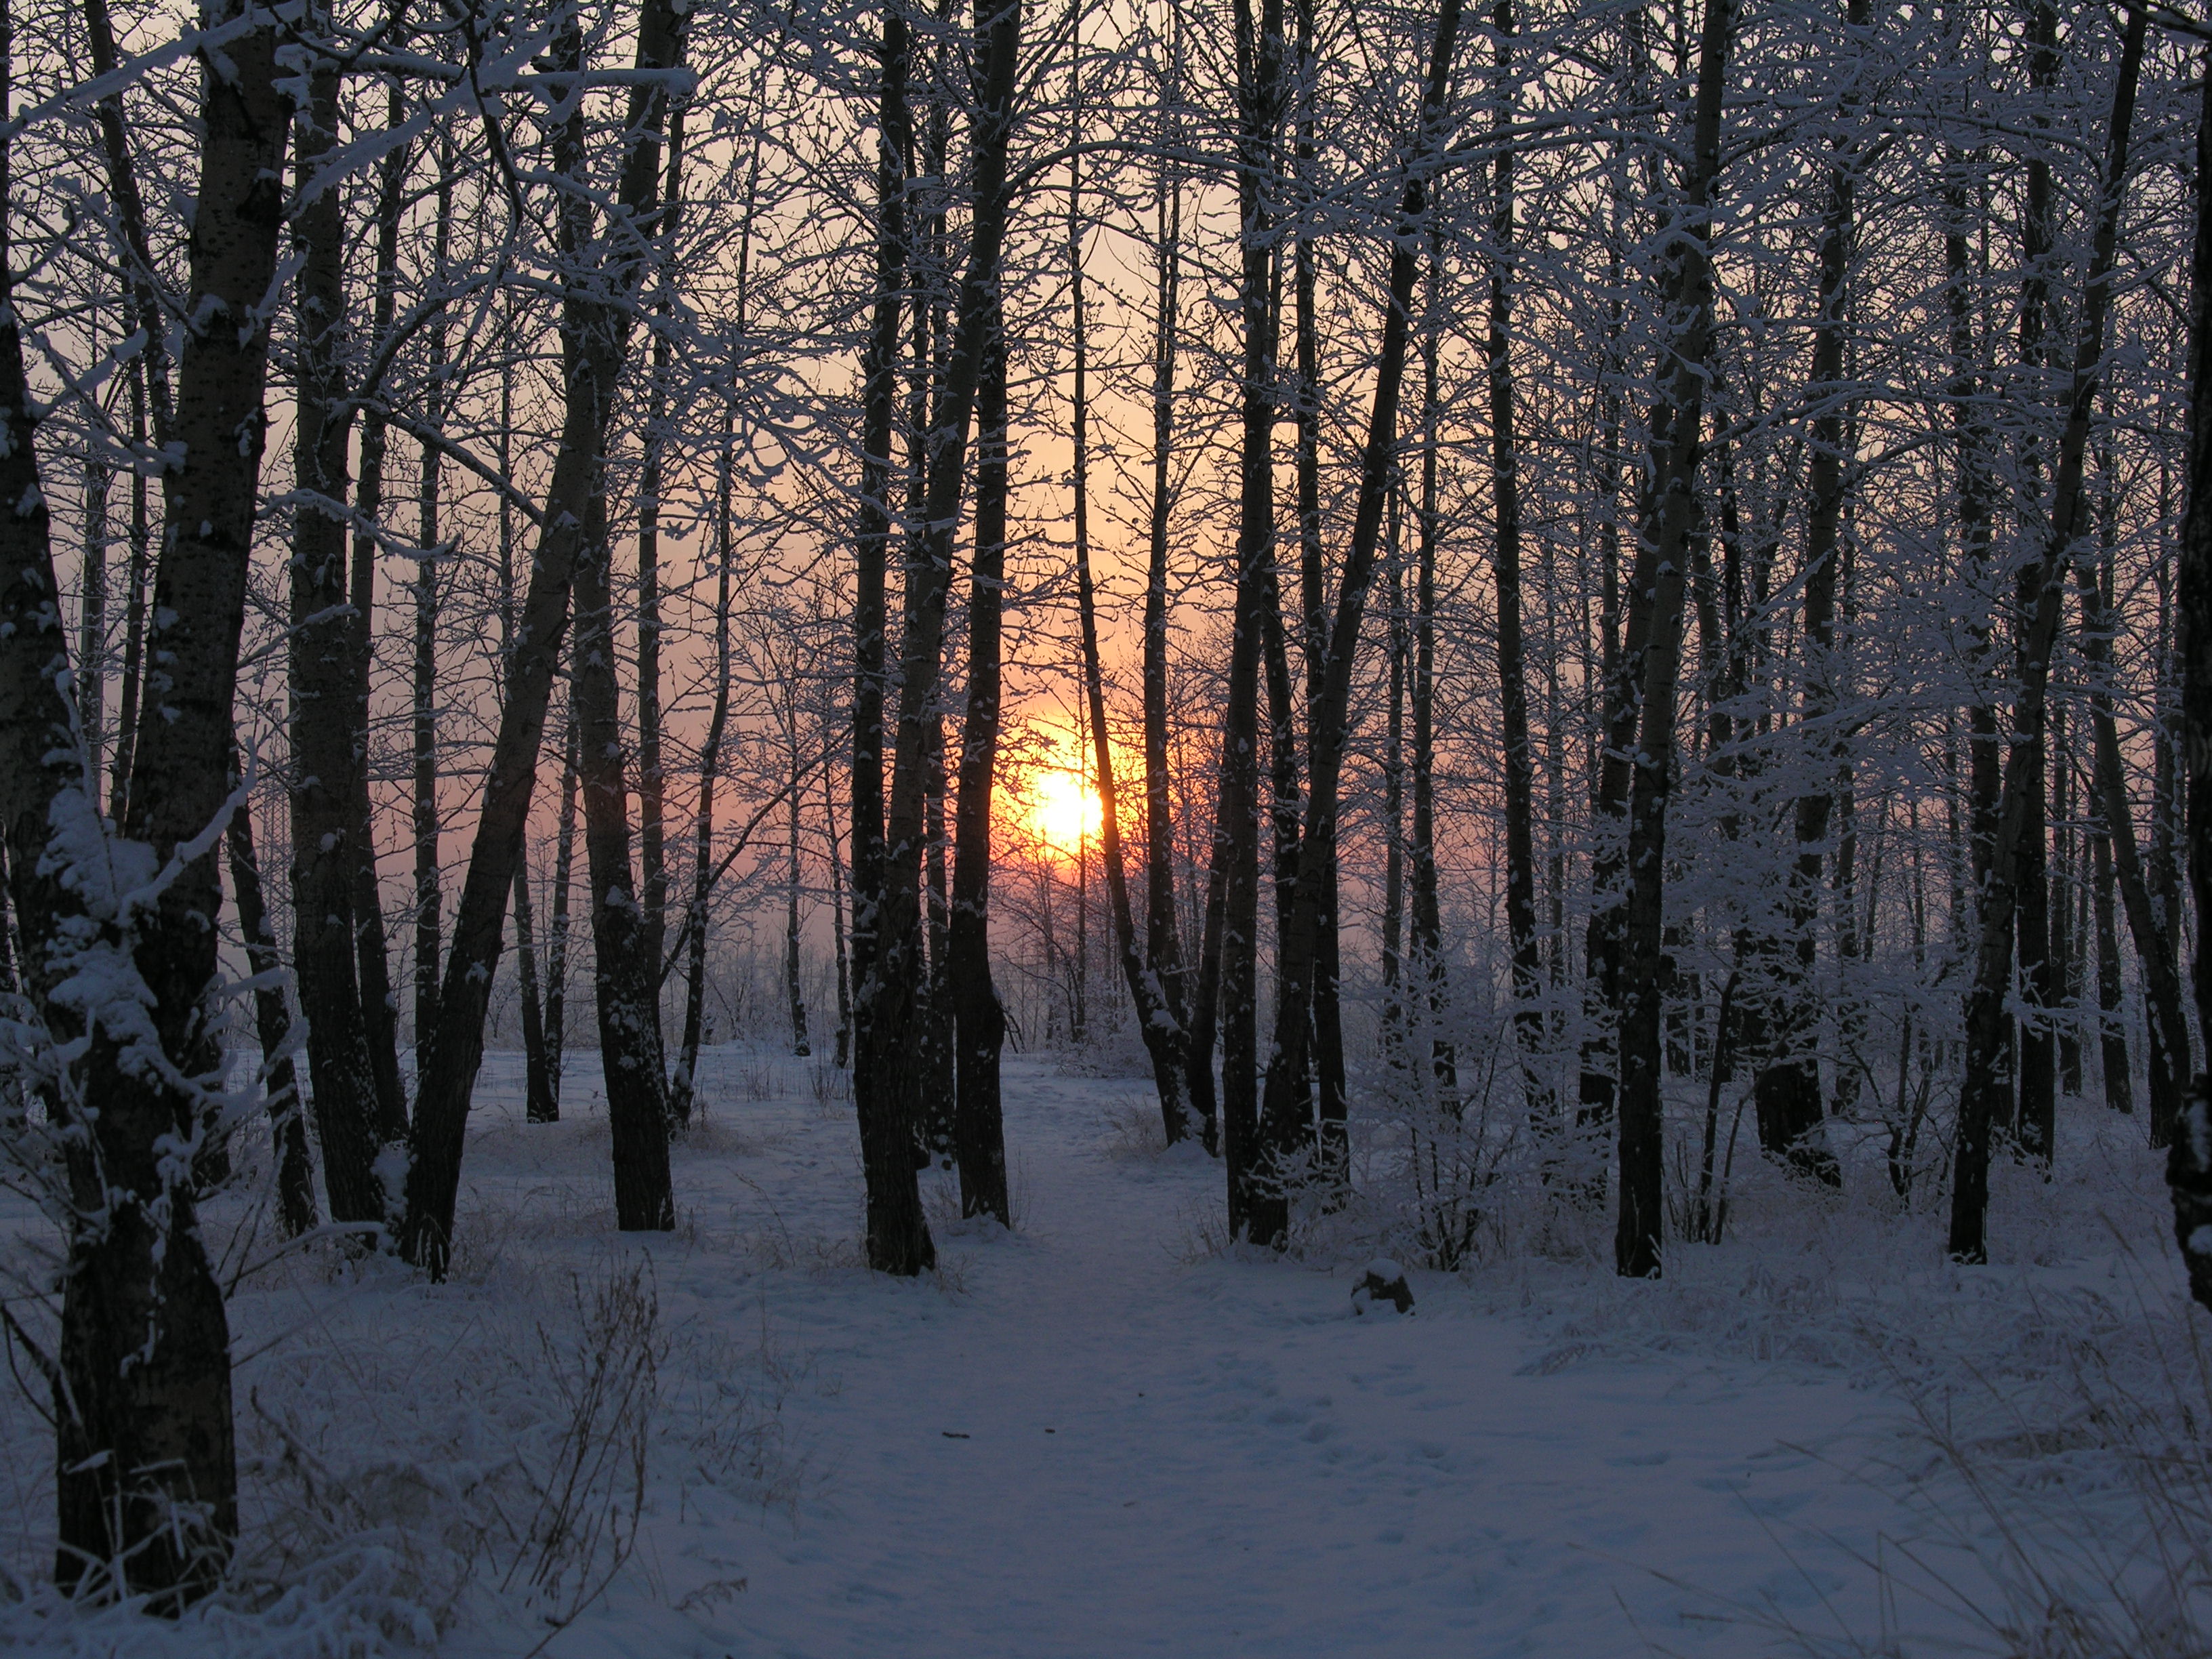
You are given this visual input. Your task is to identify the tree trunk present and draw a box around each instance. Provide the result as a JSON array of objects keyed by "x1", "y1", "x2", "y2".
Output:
[
  {"x1": 573, "y1": 476, "x2": 675, "y2": 1227},
  {"x1": 41, "y1": 0, "x2": 297, "y2": 1589},
  {"x1": 1252, "y1": 0, "x2": 1466, "y2": 1248},
  {"x1": 499, "y1": 348, "x2": 556, "y2": 1128},
  {"x1": 412, "y1": 147, "x2": 451, "y2": 1081},
  {"x1": 1220, "y1": 0, "x2": 1287, "y2": 1237},
  {"x1": 285, "y1": 45, "x2": 388, "y2": 1225},
  {"x1": 852, "y1": 0, "x2": 926, "y2": 1271},
  {"x1": 547, "y1": 704, "x2": 580, "y2": 1115},
  {"x1": 2170, "y1": 38, "x2": 2212, "y2": 1314},
  {"x1": 351, "y1": 80, "x2": 410, "y2": 1143},
  {"x1": 676, "y1": 426, "x2": 735, "y2": 1120},
  {"x1": 2092, "y1": 817, "x2": 2133, "y2": 1115},
  {"x1": 225, "y1": 752, "x2": 314, "y2": 1237},
  {"x1": 2076, "y1": 558, "x2": 2190, "y2": 1143},
  {"x1": 401, "y1": 0, "x2": 689, "y2": 1273},
  {"x1": 1614, "y1": 0, "x2": 1732, "y2": 1280},
  {"x1": 636, "y1": 113, "x2": 685, "y2": 1073},
  {"x1": 1486, "y1": 0, "x2": 1549, "y2": 1136},
  {"x1": 951, "y1": 301, "x2": 1012, "y2": 1223},
  {"x1": 2009, "y1": 0, "x2": 2062, "y2": 1160},
  {"x1": 1951, "y1": 6, "x2": 2144, "y2": 1263},
  {"x1": 1755, "y1": 0, "x2": 1866, "y2": 1184},
  {"x1": 1145, "y1": 22, "x2": 1196, "y2": 1144},
  {"x1": 1411, "y1": 321, "x2": 1455, "y2": 1112},
  {"x1": 786, "y1": 703, "x2": 812, "y2": 1059}
]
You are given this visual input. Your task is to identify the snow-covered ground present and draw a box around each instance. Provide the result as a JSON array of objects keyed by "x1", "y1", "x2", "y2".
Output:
[{"x1": 2, "y1": 1048, "x2": 2203, "y2": 1656}]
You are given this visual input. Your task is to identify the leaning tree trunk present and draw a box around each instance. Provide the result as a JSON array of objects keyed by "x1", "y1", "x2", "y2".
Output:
[
  {"x1": 499, "y1": 357, "x2": 557, "y2": 1128},
  {"x1": 2076, "y1": 556, "x2": 2190, "y2": 1141},
  {"x1": 224, "y1": 754, "x2": 316, "y2": 1237},
  {"x1": 401, "y1": 0, "x2": 689, "y2": 1274},
  {"x1": 1951, "y1": 5, "x2": 2144, "y2": 1265},
  {"x1": 1614, "y1": 0, "x2": 1732, "y2": 1281},
  {"x1": 1252, "y1": 0, "x2": 1465, "y2": 1249}
]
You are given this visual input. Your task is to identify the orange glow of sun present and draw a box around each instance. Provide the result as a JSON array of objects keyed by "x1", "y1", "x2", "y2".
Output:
[{"x1": 1023, "y1": 764, "x2": 1099, "y2": 852}]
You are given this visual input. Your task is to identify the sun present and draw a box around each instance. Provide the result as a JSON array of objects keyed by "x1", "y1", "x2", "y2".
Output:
[{"x1": 1024, "y1": 764, "x2": 1099, "y2": 853}]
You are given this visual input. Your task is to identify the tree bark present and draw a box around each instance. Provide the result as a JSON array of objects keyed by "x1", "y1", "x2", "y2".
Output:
[
  {"x1": 401, "y1": 0, "x2": 689, "y2": 1273},
  {"x1": 1950, "y1": 6, "x2": 2144, "y2": 1263},
  {"x1": 1755, "y1": 0, "x2": 1867, "y2": 1184},
  {"x1": 2077, "y1": 558, "x2": 2190, "y2": 1142},
  {"x1": 1486, "y1": 0, "x2": 1549, "y2": 1136},
  {"x1": 572, "y1": 479, "x2": 675, "y2": 1228},
  {"x1": 350, "y1": 77, "x2": 410, "y2": 1143},
  {"x1": 951, "y1": 301, "x2": 1012, "y2": 1223},
  {"x1": 285, "y1": 41, "x2": 388, "y2": 1225},
  {"x1": 1252, "y1": 0, "x2": 1465, "y2": 1248},
  {"x1": 43, "y1": 0, "x2": 296, "y2": 1589},
  {"x1": 2171, "y1": 39, "x2": 2212, "y2": 1314},
  {"x1": 412, "y1": 146, "x2": 450, "y2": 1082},
  {"x1": 1220, "y1": 0, "x2": 1287, "y2": 1237},
  {"x1": 1145, "y1": 19, "x2": 1196, "y2": 1144},
  {"x1": 225, "y1": 753, "x2": 314, "y2": 1237},
  {"x1": 676, "y1": 426, "x2": 735, "y2": 1120},
  {"x1": 1614, "y1": 0, "x2": 1732, "y2": 1280}
]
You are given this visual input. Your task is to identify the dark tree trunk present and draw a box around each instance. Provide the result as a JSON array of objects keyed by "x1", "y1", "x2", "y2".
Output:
[
  {"x1": 1614, "y1": 0, "x2": 1732, "y2": 1280},
  {"x1": 827, "y1": 767, "x2": 854, "y2": 1071},
  {"x1": 2171, "y1": 40, "x2": 2212, "y2": 1314},
  {"x1": 951, "y1": 302, "x2": 1012, "y2": 1223},
  {"x1": 401, "y1": 0, "x2": 689, "y2": 1273},
  {"x1": 851, "y1": 0, "x2": 907, "y2": 1243},
  {"x1": 676, "y1": 426, "x2": 735, "y2": 1120},
  {"x1": 1951, "y1": 7, "x2": 2144, "y2": 1263},
  {"x1": 38, "y1": 0, "x2": 296, "y2": 1589},
  {"x1": 1940, "y1": 146, "x2": 2007, "y2": 1139},
  {"x1": 351, "y1": 81, "x2": 409, "y2": 1143},
  {"x1": 855, "y1": 0, "x2": 1023, "y2": 1273},
  {"x1": 2009, "y1": 0, "x2": 2062, "y2": 1160},
  {"x1": 499, "y1": 354, "x2": 556, "y2": 1128},
  {"x1": 2092, "y1": 817, "x2": 2133, "y2": 1115},
  {"x1": 1220, "y1": 0, "x2": 1287, "y2": 1237},
  {"x1": 412, "y1": 150, "x2": 451, "y2": 1082},
  {"x1": 787, "y1": 705, "x2": 812, "y2": 1059},
  {"x1": 636, "y1": 114, "x2": 685, "y2": 1074},
  {"x1": 1252, "y1": 0, "x2": 1466, "y2": 1248},
  {"x1": 1486, "y1": 0, "x2": 1549, "y2": 1136},
  {"x1": 224, "y1": 759, "x2": 316, "y2": 1237},
  {"x1": 573, "y1": 477, "x2": 674, "y2": 1227},
  {"x1": 1411, "y1": 324, "x2": 1455, "y2": 1111},
  {"x1": 547, "y1": 705, "x2": 579, "y2": 1114},
  {"x1": 1145, "y1": 26, "x2": 1197, "y2": 1145},
  {"x1": 2077, "y1": 558, "x2": 2190, "y2": 1143},
  {"x1": 1755, "y1": 0, "x2": 1866, "y2": 1184},
  {"x1": 285, "y1": 47, "x2": 388, "y2": 1225}
]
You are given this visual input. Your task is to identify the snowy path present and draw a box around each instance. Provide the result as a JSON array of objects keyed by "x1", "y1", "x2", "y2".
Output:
[{"x1": 623, "y1": 1059, "x2": 1904, "y2": 1659}]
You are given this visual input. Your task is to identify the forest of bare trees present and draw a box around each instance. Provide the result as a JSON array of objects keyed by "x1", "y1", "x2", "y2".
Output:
[{"x1": 4, "y1": 0, "x2": 2212, "y2": 1617}]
